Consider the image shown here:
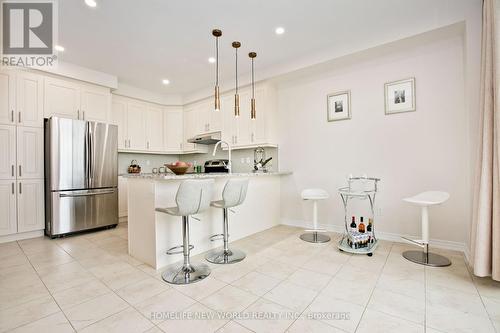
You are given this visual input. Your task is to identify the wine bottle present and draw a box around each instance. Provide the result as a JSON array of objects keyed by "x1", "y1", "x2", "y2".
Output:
[
  {"x1": 358, "y1": 217, "x2": 365, "y2": 233},
  {"x1": 350, "y1": 216, "x2": 357, "y2": 233}
]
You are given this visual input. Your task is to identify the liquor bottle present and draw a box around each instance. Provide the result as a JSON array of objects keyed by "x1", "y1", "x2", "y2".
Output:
[
  {"x1": 367, "y1": 218, "x2": 373, "y2": 243},
  {"x1": 350, "y1": 216, "x2": 357, "y2": 233},
  {"x1": 358, "y1": 217, "x2": 366, "y2": 233}
]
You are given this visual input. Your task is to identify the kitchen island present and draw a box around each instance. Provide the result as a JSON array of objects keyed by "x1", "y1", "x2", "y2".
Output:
[{"x1": 125, "y1": 172, "x2": 291, "y2": 269}]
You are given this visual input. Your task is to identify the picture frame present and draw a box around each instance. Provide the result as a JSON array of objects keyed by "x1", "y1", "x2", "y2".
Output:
[
  {"x1": 327, "y1": 90, "x2": 351, "y2": 122},
  {"x1": 384, "y1": 77, "x2": 416, "y2": 114}
]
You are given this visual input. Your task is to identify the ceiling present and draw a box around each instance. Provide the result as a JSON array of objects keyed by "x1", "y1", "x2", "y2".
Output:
[{"x1": 58, "y1": 0, "x2": 471, "y2": 98}]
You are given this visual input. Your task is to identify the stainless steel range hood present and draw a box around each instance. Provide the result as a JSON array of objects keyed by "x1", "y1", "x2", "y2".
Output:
[{"x1": 187, "y1": 131, "x2": 221, "y2": 145}]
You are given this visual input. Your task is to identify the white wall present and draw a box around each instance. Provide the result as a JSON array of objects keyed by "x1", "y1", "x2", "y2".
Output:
[{"x1": 278, "y1": 31, "x2": 471, "y2": 247}]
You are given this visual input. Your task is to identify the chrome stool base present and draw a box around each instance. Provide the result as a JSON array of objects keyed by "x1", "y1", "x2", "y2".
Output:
[
  {"x1": 205, "y1": 248, "x2": 246, "y2": 264},
  {"x1": 162, "y1": 263, "x2": 211, "y2": 285},
  {"x1": 300, "y1": 232, "x2": 330, "y2": 243},
  {"x1": 402, "y1": 250, "x2": 451, "y2": 267}
]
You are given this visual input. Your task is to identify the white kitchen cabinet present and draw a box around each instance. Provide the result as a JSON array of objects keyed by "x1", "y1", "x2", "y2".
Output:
[
  {"x1": 221, "y1": 94, "x2": 237, "y2": 144},
  {"x1": 81, "y1": 84, "x2": 111, "y2": 122},
  {"x1": 0, "y1": 125, "x2": 16, "y2": 180},
  {"x1": 16, "y1": 127, "x2": 44, "y2": 179},
  {"x1": 235, "y1": 91, "x2": 252, "y2": 146},
  {"x1": 0, "y1": 69, "x2": 16, "y2": 126},
  {"x1": 17, "y1": 179, "x2": 44, "y2": 233},
  {"x1": 0, "y1": 180, "x2": 17, "y2": 236},
  {"x1": 111, "y1": 97, "x2": 128, "y2": 149},
  {"x1": 183, "y1": 107, "x2": 198, "y2": 151},
  {"x1": 16, "y1": 71, "x2": 44, "y2": 127},
  {"x1": 118, "y1": 176, "x2": 128, "y2": 218},
  {"x1": 127, "y1": 101, "x2": 147, "y2": 151},
  {"x1": 146, "y1": 105, "x2": 164, "y2": 152},
  {"x1": 44, "y1": 76, "x2": 81, "y2": 119},
  {"x1": 164, "y1": 108, "x2": 183, "y2": 152}
]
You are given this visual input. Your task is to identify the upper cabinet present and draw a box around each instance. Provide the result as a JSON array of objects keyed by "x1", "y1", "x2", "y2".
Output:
[
  {"x1": 44, "y1": 76, "x2": 111, "y2": 122},
  {"x1": 164, "y1": 107, "x2": 183, "y2": 152},
  {"x1": 145, "y1": 104, "x2": 164, "y2": 152},
  {"x1": 80, "y1": 84, "x2": 111, "y2": 122},
  {"x1": 110, "y1": 96, "x2": 128, "y2": 150},
  {"x1": 0, "y1": 69, "x2": 44, "y2": 128}
]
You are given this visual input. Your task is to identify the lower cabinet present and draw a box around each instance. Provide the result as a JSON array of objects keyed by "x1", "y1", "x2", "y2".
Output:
[
  {"x1": 17, "y1": 179, "x2": 44, "y2": 233},
  {"x1": 0, "y1": 179, "x2": 44, "y2": 236},
  {"x1": 0, "y1": 180, "x2": 17, "y2": 236}
]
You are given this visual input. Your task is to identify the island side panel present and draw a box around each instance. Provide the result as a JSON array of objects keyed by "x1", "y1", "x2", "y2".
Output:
[
  {"x1": 127, "y1": 178, "x2": 157, "y2": 267},
  {"x1": 153, "y1": 175, "x2": 281, "y2": 269}
]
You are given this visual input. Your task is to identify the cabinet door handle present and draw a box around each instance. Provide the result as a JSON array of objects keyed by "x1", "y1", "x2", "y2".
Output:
[
  {"x1": 147, "y1": 141, "x2": 150, "y2": 149},
  {"x1": 19, "y1": 182, "x2": 22, "y2": 194},
  {"x1": 77, "y1": 110, "x2": 80, "y2": 119},
  {"x1": 83, "y1": 110, "x2": 85, "y2": 120},
  {"x1": 11, "y1": 110, "x2": 14, "y2": 123},
  {"x1": 18, "y1": 111, "x2": 21, "y2": 123},
  {"x1": 11, "y1": 182, "x2": 14, "y2": 194},
  {"x1": 128, "y1": 139, "x2": 131, "y2": 147},
  {"x1": 11, "y1": 165, "x2": 14, "y2": 177},
  {"x1": 180, "y1": 143, "x2": 182, "y2": 149},
  {"x1": 18, "y1": 165, "x2": 22, "y2": 177}
]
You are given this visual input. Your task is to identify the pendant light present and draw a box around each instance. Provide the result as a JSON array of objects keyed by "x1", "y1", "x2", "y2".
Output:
[
  {"x1": 232, "y1": 41, "x2": 241, "y2": 117},
  {"x1": 212, "y1": 29, "x2": 222, "y2": 111},
  {"x1": 249, "y1": 52, "x2": 257, "y2": 120}
]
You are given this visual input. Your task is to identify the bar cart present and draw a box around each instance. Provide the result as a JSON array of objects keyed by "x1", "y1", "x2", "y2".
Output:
[{"x1": 338, "y1": 176, "x2": 381, "y2": 256}]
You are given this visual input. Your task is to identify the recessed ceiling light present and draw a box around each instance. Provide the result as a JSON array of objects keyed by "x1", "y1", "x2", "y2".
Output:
[
  {"x1": 54, "y1": 45, "x2": 64, "y2": 52},
  {"x1": 162, "y1": 79, "x2": 170, "y2": 85},
  {"x1": 275, "y1": 27, "x2": 285, "y2": 35},
  {"x1": 85, "y1": 0, "x2": 97, "y2": 8},
  {"x1": 208, "y1": 57, "x2": 216, "y2": 63}
]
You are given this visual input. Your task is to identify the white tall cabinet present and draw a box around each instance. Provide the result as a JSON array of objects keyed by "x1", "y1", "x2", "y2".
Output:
[{"x1": 0, "y1": 68, "x2": 45, "y2": 239}]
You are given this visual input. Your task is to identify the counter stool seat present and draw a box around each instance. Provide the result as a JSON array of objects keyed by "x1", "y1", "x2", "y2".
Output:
[
  {"x1": 206, "y1": 178, "x2": 249, "y2": 264},
  {"x1": 155, "y1": 179, "x2": 214, "y2": 284},
  {"x1": 300, "y1": 188, "x2": 330, "y2": 243},
  {"x1": 402, "y1": 191, "x2": 451, "y2": 267}
]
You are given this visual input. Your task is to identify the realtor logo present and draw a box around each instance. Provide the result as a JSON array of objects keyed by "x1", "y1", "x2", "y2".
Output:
[{"x1": 1, "y1": 0, "x2": 58, "y2": 67}]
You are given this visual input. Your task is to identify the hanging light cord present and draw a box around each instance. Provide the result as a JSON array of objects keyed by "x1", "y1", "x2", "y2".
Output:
[
  {"x1": 215, "y1": 37, "x2": 219, "y2": 86},
  {"x1": 235, "y1": 47, "x2": 238, "y2": 94},
  {"x1": 251, "y1": 58, "x2": 255, "y2": 99}
]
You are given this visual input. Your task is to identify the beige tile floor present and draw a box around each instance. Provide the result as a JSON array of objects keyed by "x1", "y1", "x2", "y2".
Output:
[{"x1": 1, "y1": 223, "x2": 499, "y2": 333}]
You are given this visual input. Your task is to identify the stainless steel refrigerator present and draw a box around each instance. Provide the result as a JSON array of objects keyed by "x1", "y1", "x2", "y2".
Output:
[{"x1": 44, "y1": 117, "x2": 118, "y2": 238}]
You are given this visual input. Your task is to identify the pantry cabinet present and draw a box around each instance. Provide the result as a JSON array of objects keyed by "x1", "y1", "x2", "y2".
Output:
[
  {"x1": 0, "y1": 125, "x2": 16, "y2": 180},
  {"x1": 16, "y1": 72, "x2": 44, "y2": 127},
  {"x1": 44, "y1": 76, "x2": 111, "y2": 122},
  {"x1": 17, "y1": 179, "x2": 44, "y2": 233},
  {"x1": 16, "y1": 127, "x2": 44, "y2": 179},
  {"x1": 0, "y1": 69, "x2": 44, "y2": 128},
  {"x1": 0, "y1": 70, "x2": 16, "y2": 126},
  {"x1": 0, "y1": 180, "x2": 17, "y2": 236}
]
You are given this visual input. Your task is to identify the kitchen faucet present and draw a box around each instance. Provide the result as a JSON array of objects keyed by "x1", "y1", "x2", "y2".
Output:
[{"x1": 213, "y1": 140, "x2": 232, "y2": 173}]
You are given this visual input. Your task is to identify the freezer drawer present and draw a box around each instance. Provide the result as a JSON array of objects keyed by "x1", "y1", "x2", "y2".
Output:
[{"x1": 46, "y1": 187, "x2": 118, "y2": 237}]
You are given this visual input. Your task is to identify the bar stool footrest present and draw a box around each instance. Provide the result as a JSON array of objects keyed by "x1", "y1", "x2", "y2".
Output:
[
  {"x1": 304, "y1": 229, "x2": 328, "y2": 233},
  {"x1": 166, "y1": 244, "x2": 194, "y2": 255},
  {"x1": 209, "y1": 234, "x2": 226, "y2": 242}
]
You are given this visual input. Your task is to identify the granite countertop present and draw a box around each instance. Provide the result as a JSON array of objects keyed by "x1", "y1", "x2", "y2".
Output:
[{"x1": 121, "y1": 171, "x2": 292, "y2": 180}]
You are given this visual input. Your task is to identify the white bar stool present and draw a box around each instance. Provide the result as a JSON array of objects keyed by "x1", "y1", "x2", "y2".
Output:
[
  {"x1": 206, "y1": 178, "x2": 249, "y2": 264},
  {"x1": 155, "y1": 179, "x2": 214, "y2": 284},
  {"x1": 300, "y1": 188, "x2": 330, "y2": 243},
  {"x1": 401, "y1": 191, "x2": 451, "y2": 267}
]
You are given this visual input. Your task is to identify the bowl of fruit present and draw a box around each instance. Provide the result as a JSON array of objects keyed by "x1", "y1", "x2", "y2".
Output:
[{"x1": 165, "y1": 161, "x2": 191, "y2": 175}]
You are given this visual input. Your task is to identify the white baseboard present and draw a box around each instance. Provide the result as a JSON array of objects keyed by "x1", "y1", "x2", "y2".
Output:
[
  {"x1": 0, "y1": 230, "x2": 44, "y2": 244},
  {"x1": 281, "y1": 218, "x2": 467, "y2": 253}
]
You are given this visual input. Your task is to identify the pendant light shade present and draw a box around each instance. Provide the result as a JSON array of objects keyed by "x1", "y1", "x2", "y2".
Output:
[
  {"x1": 212, "y1": 29, "x2": 222, "y2": 111},
  {"x1": 232, "y1": 41, "x2": 241, "y2": 117},
  {"x1": 249, "y1": 52, "x2": 257, "y2": 120}
]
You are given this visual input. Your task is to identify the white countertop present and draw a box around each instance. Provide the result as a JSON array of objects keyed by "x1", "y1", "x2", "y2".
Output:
[{"x1": 122, "y1": 171, "x2": 292, "y2": 180}]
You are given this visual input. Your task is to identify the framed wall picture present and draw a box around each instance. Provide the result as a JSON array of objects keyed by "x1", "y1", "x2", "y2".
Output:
[
  {"x1": 384, "y1": 78, "x2": 416, "y2": 114},
  {"x1": 327, "y1": 90, "x2": 351, "y2": 121}
]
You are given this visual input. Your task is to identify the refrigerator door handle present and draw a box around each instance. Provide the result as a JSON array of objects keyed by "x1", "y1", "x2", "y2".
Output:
[{"x1": 59, "y1": 189, "x2": 116, "y2": 198}]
